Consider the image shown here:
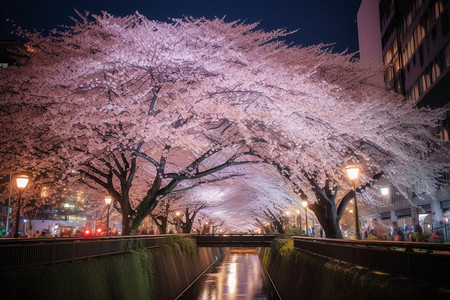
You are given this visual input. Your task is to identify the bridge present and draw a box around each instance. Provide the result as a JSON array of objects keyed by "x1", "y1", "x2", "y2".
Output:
[{"x1": 192, "y1": 234, "x2": 278, "y2": 247}]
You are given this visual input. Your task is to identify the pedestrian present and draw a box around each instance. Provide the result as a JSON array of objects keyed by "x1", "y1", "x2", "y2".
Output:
[
  {"x1": 40, "y1": 231, "x2": 46, "y2": 237},
  {"x1": 34, "y1": 231, "x2": 40, "y2": 238},
  {"x1": 373, "y1": 219, "x2": 387, "y2": 240},
  {"x1": 429, "y1": 230, "x2": 440, "y2": 243},
  {"x1": 413, "y1": 219, "x2": 423, "y2": 242}
]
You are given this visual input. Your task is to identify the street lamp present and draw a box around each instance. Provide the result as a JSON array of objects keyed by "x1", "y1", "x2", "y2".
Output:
[
  {"x1": 380, "y1": 187, "x2": 389, "y2": 196},
  {"x1": 302, "y1": 200, "x2": 308, "y2": 236},
  {"x1": 14, "y1": 175, "x2": 29, "y2": 237},
  {"x1": 175, "y1": 211, "x2": 182, "y2": 233},
  {"x1": 346, "y1": 165, "x2": 360, "y2": 240},
  {"x1": 104, "y1": 196, "x2": 112, "y2": 236},
  {"x1": 285, "y1": 211, "x2": 291, "y2": 228}
]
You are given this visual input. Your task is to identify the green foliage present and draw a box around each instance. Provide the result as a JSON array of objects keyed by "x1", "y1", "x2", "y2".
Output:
[
  {"x1": 422, "y1": 232, "x2": 431, "y2": 242},
  {"x1": 162, "y1": 235, "x2": 197, "y2": 256},
  {"x1": 285, "y1": 228, "x2": 302, "y2": 235},
  {"x1": 0, "y1": 236, "x2": 201, "y2": 300},
  {"x1": 0, "y1": 249, "x2": 154, "y2": 300},
  {"x1": 270, "y1": 238, "x2": 295, "y2": 258},
  {"x1": 122, "y1": 238, "x2": 144, "y2": 251}
]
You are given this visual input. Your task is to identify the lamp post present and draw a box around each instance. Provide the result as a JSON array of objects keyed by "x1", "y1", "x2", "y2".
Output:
[
  {"x1": 175, "y1": 211, "x2": 181, "y2": 233},
  {"x1": 346, "y1": 165, "x2": 360, "y2": 240},
  {"x1": 302, "y1": 201, "x2": 308, "y2": 236},
  {"x1": 14, "y1": 175, "x2": 29, "y2": 238},
  {"x1": 285, "y1": 211, "x2": 290, "y2": 229},
  {"x1": 104, "y1": 196, "x2": 112, "y2": 236}
]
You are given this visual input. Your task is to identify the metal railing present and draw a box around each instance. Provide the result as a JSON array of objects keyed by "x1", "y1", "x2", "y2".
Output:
[
  {"x1": 0, "y1": 235, "x2": 175, "y2": 271},
  {"x1": 293, "y1": 236, "x2": 450, "y2": 288}
]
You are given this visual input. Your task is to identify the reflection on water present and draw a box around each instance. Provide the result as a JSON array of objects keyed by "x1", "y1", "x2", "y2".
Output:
[{"x1": 179, "y1": 251, "x2": 279, "y2": 300}]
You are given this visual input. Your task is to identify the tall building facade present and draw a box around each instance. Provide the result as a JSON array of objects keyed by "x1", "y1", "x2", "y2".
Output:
[{"x1": 358, "y1": 0, "x2": 450, "y2": 234}]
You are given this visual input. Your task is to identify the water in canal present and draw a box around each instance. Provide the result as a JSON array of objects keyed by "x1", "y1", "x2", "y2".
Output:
[{"x1": 178, "y1": 249, "x2": 280, "y2": 300}]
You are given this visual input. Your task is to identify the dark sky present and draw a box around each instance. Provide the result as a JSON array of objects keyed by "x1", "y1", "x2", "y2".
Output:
[{"x1": 1, "y1": 0, "x2": 362, "y2": 53}]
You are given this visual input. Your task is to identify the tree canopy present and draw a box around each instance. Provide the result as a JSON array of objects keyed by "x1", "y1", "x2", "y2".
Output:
[{"x1": 1, "y1": 11, "x2": 447, "y2": 233}]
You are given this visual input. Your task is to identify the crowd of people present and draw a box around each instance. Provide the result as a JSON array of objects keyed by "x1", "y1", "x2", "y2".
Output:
[{"x1": 360, "y1": 218, "x2": 442, "y2": 242}]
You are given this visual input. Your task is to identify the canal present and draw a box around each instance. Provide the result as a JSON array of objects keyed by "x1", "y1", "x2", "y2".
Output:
[{"x1": 177, "y1": 249, "x2": 280, "y2": 299}]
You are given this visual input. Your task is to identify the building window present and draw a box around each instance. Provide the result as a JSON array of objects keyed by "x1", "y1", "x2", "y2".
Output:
[
  {"x1": 431, "y1": 59, "x2": 441, "y2": 81},
  {"x1": 384, "y1": 66, "x2": 394, "y2": 82},
  {"x1": 442, "y1": 171, "x2": 450, "y2": 185},
  {"x1": 445, "y1": 42, "x2": 450, "y2": 68},
  {"x1": 443, "y1": 8, "x2": 449, "y2": 36},
  {"x1": 439, "y1": 112, "x2": 450, "y2": 143},
  {"x1": 401, "y1": 0, "x2": 447, "y2": 65}
]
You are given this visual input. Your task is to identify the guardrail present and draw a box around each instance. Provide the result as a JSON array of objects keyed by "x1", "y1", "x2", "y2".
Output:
[
  {"x1": 293, "y1": 236, "x2": 450, "y2": 288},
  {"x1": 0, "y1": 235, "x2": 180, "y2": 271}
]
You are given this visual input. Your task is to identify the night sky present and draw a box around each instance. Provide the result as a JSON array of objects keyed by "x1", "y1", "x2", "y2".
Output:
[{"x1": 1, "y1": 0, "x2": 362, "y2": 54}]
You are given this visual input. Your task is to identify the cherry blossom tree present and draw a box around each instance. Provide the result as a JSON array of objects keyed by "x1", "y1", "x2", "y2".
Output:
[{"x1": 1, "y1": 11, "x2": 447, "y2": 236}]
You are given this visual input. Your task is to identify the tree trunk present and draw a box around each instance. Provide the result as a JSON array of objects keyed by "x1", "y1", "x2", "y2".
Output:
[
  {"x1": 155, "y1": 216, "x2": 168, "y2": 234},
  {"x1": 309, "y1": 202, "x2": 343, "y2": 239},
  {"x1": 274, "y1": 220, "x2": 285, "y2": 234},
  {"x1": 122, "y1": 214, "x2": 132, "y2": 235}
]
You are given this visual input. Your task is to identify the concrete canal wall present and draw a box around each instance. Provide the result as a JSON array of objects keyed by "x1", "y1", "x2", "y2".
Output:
[
  {"x1": 0, "y1": 236, "x2": 224, "y2": 300},
  {"x1": 259, "y1": 239, "x2": 450, "y2": 300}
]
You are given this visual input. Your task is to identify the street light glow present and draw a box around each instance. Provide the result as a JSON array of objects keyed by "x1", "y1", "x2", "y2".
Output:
[
  {"x1": 16, "y1": 175, "x2": 29, "y2": 189},
  {"x1": 380, "y1": 187, "x2": 389, "y2": 196},
  {"x1": 302, "y1": 201, "x2": 308, "y2": 208},
  {"x1": 345, "y1": 165, "x2": 360, "y2": 181},
  {"x1": 346, "y1": 165, "x2": 361, "y2": 240},
  {"x1": 104, "y1": 196, "x2": 112, "y2": 205}
]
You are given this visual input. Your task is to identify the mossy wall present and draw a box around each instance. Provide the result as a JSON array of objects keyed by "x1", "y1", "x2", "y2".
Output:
[
  {"x1": 259, "y1": 239, "x2": 450, "y2": 300},
  {"x1": 0, "y1": 236, "x2": 224, "y2": 300}
]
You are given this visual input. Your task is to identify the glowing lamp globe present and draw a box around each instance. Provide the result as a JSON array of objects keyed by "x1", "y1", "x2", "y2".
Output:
[
  {"x1": 346, "y1": 166, "x2": 360, "y2": 181},
  {"x1": 16, "y1": 175, "x2": 29, "y2": 189},
  {"x1": 104, "y1": 196, "x2": 112, "y2": 205}
]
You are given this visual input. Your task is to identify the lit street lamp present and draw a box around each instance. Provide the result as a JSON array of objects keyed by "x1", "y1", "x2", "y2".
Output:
[
  {"x1": 175, "y1": 211, "x2": 182, "y2": 233},
  {"x1": 380, "y1": 187, "x2": 389, "y2": 196},
  {"x1": 14, "y1": 175, "x2": 29, "y2": 238},
  {"x1": 302, "y1": 201, "x2": 308, "y2": 236},
  {"x1": 285, "y1": 211, "x2": 291, "y2": 229},
  {"x1": 346, "y1": 165, "x2": 360, "y2": 240},
  {"x1": 105, "y1": 196, "x2": 112, "y2": 236}
]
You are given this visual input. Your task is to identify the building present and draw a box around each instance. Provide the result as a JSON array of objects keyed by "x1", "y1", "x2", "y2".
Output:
[
  {"x1": 357, "y1": 0, "x2": 450, "y2": 237},
  {"x1": 0, "y1": 40, "x2": 27, "y2": 67}
]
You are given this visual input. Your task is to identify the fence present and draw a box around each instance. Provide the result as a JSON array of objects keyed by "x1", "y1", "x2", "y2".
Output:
[
  {"x1": 293, "y1": 236, "x2": 450, "y2": 288},
  {"x1": 0, "y1": 235, "x2": 174, "y2": 271}
]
